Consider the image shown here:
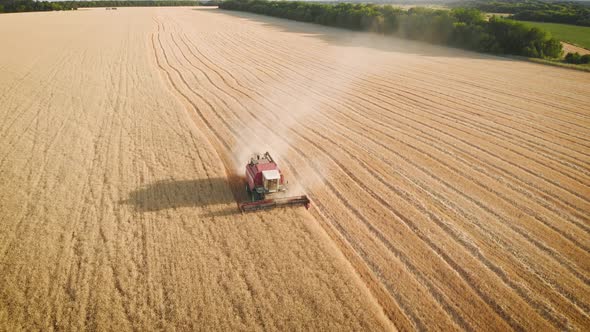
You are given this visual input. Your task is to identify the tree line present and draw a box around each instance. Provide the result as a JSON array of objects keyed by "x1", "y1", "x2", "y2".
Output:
[
  {"x1": 0, "y1": 0, "x2": 214, "y2": 13},
  {"x1": 0, "y1": 0, "x2": 77, "y2": 12},
  {"x1": 564, "y1": 52, "x2": 590, "y2": 64},
  {"x1": 219, "y1": 1, "x2": 562, "y2": 59},
  {"x1": 455, "y1": 0, "x2": 590, "y2": 27}
]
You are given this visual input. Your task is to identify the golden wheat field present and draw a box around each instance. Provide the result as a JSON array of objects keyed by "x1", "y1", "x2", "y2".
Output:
[{"x1": 0, "y1": 6, "x2": 589, "y2": 331}]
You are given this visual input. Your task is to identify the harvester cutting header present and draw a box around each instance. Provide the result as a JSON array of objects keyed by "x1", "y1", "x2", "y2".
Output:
[{"x1": 239, "y1": 152, "x2": 310, "y2": 212}]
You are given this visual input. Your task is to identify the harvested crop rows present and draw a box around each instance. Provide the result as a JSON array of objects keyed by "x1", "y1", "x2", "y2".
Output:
[{"x1": 1, "y1": 7, "x2": 589, "y2": 331}]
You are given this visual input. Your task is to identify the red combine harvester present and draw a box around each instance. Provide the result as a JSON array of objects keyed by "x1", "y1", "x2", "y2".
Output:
[{"x1": 238, "y1": 152, "x2": 310, "y2": 212}]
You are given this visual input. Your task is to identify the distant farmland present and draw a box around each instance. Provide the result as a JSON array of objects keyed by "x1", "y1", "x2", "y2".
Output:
[
  {"x1": 521, "y1": 21, "x2": 590, "y2": 49},
  {"x1": 1, "y1": 7, "x2": 589, "y2": 331}
]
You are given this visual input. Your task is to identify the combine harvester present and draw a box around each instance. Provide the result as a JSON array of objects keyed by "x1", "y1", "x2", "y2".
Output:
[{"x1": 239, "y1": 152, "x2": 310, "y2": 212}]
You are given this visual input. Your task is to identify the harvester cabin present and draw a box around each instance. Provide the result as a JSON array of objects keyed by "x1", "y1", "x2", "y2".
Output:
[{"x1": 262, "y1": 170, "x2": 280, "y2": 193}]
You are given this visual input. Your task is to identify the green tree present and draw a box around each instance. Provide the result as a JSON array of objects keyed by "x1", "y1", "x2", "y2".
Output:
[{"x1": 565, "y1": 52, "x2": 582, "y2": 64}]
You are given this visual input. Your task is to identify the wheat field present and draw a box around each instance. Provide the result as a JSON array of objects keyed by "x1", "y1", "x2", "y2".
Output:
[{"x1": 0, "y1": 7, "x2": 589, "y2": 331}]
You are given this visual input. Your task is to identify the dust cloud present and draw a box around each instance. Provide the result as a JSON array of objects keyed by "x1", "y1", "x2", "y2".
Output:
[{"x1": 229, "y1": 31, "x2": 389, "y2": 194}]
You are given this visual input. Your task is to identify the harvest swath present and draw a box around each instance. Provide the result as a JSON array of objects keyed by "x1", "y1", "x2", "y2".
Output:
[{"x1": 0, "y1": 7, "x2": 589, "y2": 331}]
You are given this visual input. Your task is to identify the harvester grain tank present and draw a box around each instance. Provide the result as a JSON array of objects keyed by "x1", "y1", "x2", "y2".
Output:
[{"x1": 239, "y1": 152, "x2": 310, "y2": 212}]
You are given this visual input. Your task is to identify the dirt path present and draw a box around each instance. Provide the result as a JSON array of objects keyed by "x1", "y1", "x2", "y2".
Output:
[
  {"x1": 562, "y1": 42, "x2": 590, "y2": 56},
  {"x1": 1, "y1": 7, "x2": 589, "y2": 331}
]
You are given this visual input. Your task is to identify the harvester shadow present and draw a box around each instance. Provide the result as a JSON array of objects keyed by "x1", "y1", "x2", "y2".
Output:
[{"x1": 120, "y1": 177, "x2": 243, "y2": 213}]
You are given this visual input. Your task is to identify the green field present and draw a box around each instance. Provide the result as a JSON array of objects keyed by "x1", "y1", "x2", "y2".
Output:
[{"x1": 519, "y1": 21, "x2": 590, "y2": 49}]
